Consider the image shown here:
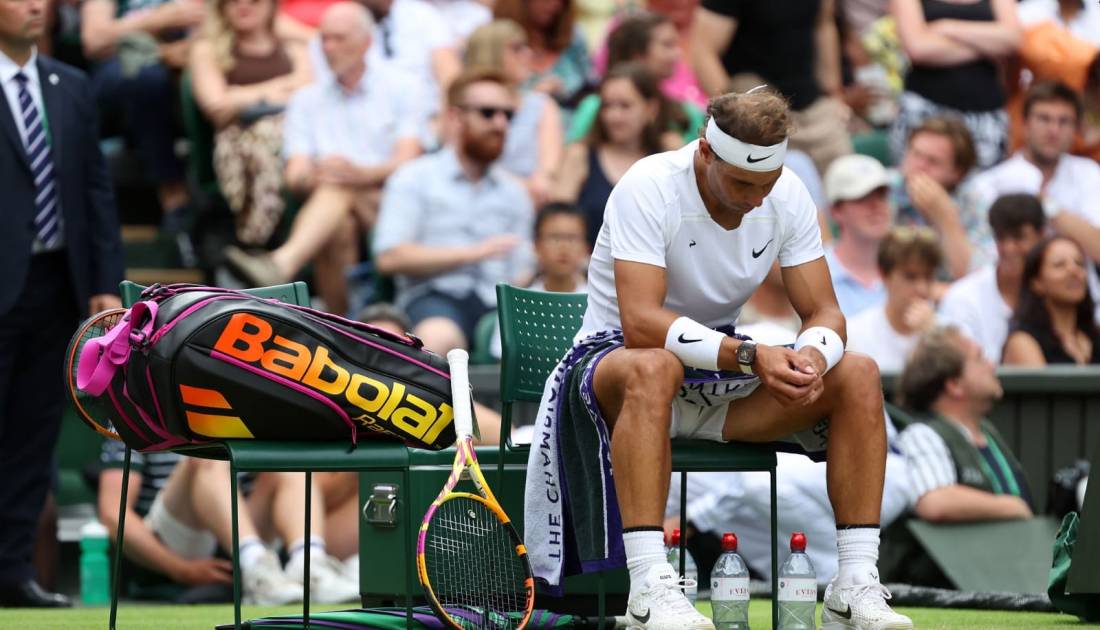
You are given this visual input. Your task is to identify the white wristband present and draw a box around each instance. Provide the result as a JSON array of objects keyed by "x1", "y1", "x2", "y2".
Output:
[
  {"x1": 664, "y1": 317, "x2": 726, "y2": 371},
  {"x1": 794, "y1": 326, "x2": 844, "y2": 374}
]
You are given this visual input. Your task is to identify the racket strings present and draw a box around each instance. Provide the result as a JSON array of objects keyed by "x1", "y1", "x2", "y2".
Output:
[
  {"x1": 69, "y1": 311, "x2": 126, "y2": 434},
  {"x1": 425, "y1": 496, "x2": 527, "y2": 629}
]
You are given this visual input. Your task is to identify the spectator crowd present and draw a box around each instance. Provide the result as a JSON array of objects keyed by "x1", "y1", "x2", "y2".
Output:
[{"x1": 3, "y1": 0, "x2": 1100, "y2": 609}]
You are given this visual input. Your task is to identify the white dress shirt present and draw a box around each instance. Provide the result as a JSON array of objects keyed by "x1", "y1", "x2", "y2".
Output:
[{"x1": 0, "y1": 48, "x2": 44, "y2": 150}]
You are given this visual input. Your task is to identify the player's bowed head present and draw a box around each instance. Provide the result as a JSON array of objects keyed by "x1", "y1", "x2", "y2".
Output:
[{"x1": 695, "y1": 86, "x2": 794, "y2": 225}]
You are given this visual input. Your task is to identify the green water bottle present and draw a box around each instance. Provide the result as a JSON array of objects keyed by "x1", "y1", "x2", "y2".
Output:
[{"x1": 80, "y1": 521, "x2": 110, "y2": 606}]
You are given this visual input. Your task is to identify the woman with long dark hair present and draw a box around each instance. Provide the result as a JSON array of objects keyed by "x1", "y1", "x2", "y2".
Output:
[
  {"x1": 552, "y1": 62, "x2": 682, "y2": 245},
  {"x1": 1003, "y1": 236, "x2": 1100, "y2": 365}
]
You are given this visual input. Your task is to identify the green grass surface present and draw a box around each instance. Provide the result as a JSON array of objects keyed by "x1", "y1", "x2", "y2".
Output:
[{"x1": 2, "y1": 600, "x2": 1086, "y2": 629}]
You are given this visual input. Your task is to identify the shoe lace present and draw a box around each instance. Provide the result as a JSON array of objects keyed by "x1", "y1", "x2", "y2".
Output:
[
  {"x1": 650, "y1": 577, "x2": 700, "y2": 614},
  {"x1": 849, "y1": 582, "x2": 895, "y2": 615}
]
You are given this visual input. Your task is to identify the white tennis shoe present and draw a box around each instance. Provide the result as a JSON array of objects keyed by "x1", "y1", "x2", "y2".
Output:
[
  {"x1": 286, "y1": 552, "x2": 360, "y2": 604},
  {"x1": 821, "y1": 572, "x2": 913, "y2": 630},
  {"x1": 625, "y1": 563, "x2": 714, "y2": 630},
  {"x1": 243, "y1": 550, "x2": 302, "y2": 605}
]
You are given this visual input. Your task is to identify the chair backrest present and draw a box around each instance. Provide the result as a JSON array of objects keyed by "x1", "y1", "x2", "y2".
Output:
[
  {"x1": 119, "y1": 280, "x2": 311, "y2": 308},
  {"x1": 496, "y1": 283, "x2": 587, "y2": 403}
]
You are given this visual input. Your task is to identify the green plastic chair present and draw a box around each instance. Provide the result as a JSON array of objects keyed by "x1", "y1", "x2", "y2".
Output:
[
  {"x1": 495, "y1": 284, "x2": 779, "y2": 627},
  {"x1": 112, "y1": 281, "x2": 420, "y2": 630},
  {"x1": 469, "y1": 310, "x2": 500, "y2": 366}
]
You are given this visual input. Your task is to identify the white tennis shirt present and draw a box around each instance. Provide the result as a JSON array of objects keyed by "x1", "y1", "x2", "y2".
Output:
[{"x1": 579, "y1": 141, "x2": 825, "y2": 338}]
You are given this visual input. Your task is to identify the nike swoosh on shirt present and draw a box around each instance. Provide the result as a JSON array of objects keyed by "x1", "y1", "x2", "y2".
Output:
[
  {"x1": 631, "y1": 608, "x2": 652, "y2": 624},
  {"x1": 752, "y1": 239, "x2": 774, "y2": 258}
]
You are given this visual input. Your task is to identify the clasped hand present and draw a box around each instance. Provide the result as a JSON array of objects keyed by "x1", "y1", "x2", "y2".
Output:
[{"x1": 754, "y1": 344, "x2": 825, "y2": 408}]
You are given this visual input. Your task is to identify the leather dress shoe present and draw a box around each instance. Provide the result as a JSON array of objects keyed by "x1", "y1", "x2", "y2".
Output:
[{"x1": 0, "y1": 579, "x2": 72, "y2": 608}]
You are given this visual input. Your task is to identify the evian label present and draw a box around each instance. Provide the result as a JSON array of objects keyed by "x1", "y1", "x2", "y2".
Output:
[
  {"x1": 710, "y1": 577, "x2": 750, "y2": 602},
  {"x1": 778, "y1": 578, "x2": 817, "y2": 602}
]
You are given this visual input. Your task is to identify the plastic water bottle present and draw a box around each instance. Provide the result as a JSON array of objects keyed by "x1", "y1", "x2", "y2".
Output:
[
  {"x1": 710, "y1": 532, "x2": 750, "y2": 630},
  {"x1": 778, "y1": 532, "x2": 817, "y2": 630},
  {"x1": 667, "y1": 528, "x2": 698, "y2": 603},
  {"x1": 80, "y1": 520, "x2": 111, "y2": 606}
]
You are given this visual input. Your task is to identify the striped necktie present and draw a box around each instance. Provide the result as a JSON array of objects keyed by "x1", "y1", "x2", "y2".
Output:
[{"x1": 15, "y1": 71, "x2": 61, "y2": 249}]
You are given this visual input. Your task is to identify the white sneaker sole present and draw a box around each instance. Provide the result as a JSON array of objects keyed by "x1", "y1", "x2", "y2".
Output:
[{"x1": 822, "y1": 617, "x2": 914, "y2": 630}]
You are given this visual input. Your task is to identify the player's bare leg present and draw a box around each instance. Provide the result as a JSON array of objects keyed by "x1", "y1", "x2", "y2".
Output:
[
  {"x1": 722, "y1": 352, "x2": 911, "y2": 630},
  {"x1": 592, "y1": 347, "x2": 713, "y2": 630}
]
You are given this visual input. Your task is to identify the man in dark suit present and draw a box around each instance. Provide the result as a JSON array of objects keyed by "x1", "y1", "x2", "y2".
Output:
[{"x1": 0, "y1": 0, "x2": 124, "y2": 607}]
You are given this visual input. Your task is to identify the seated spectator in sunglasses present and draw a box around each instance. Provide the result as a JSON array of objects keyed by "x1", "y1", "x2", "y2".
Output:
[
  {"x1": 189, "y1": 0, "x2": 313, "y2": 250},
  {"x1": 372, "y1": 68, "x2": 536, "y2": 356},
  {"x1": 464, "y1": 19, "x2": 564, "y2": 205},
  {"x1": 225, "y1": 2, "x2": 421, "y2": 316}
]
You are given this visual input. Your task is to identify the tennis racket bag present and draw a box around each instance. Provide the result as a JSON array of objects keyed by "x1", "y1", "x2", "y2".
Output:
[{"x1": 75, "y1": 284, "x2": 457, "y2": 452}]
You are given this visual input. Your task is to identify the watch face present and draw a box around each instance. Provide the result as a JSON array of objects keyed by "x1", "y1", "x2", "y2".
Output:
[{"x1": 738, "y1": 342, "x2": 755, "y2": 364}]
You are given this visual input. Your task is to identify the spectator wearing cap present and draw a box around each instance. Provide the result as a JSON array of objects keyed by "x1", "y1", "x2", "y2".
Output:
[
  {"x1": 938, "y1": 194, "x2": 1046, "y2": 363},
  {"x1": 823, "y1": 154, "x2": 891, "y2": 318},
  {"x1": 890, "y1": 116, "x2": 989, "y2": 279}
]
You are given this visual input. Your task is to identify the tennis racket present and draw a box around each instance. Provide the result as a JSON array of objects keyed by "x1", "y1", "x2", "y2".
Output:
[
  {"x1": 416, "y1": 349, "x2": 535, "y2": 630},
  {"x1": 65, "y1": 308, "x2": 128, "y2": 441}
]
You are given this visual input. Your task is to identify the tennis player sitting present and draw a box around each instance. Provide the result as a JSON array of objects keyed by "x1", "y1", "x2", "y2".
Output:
[{"x1": 560, "y1": 88, "x2": 913, "y2": 630}]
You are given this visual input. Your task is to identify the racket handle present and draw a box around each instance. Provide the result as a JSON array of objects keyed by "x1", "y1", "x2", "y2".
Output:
[{"x1": 446, "y1": 349, "x2": 473, "y2": 440}]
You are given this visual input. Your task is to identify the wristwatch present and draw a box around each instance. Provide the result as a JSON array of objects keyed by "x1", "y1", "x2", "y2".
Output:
[{"x1": 736, "y1": 340, "x2": 757, "y2": 375}]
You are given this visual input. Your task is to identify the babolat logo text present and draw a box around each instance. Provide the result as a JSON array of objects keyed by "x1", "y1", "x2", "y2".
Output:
[{"x1": 213, "y1": 312, "x2": 453, "y2": 444}]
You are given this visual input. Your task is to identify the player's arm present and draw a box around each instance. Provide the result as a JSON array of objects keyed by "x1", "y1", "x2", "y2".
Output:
[
  {"x1": 615, "y1": 259, "x2": 743, "y2": 370},
  {"x1": 782, "y1": 256, "x2": 847, "y2": 376},
  {"x1": 616, "y1": 260, "x2": 817, "y2": 405}
]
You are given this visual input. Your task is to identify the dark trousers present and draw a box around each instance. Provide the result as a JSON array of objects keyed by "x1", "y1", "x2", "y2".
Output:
[
  {"x1": 92, "y1": 58, "x2": 184, "y2": 186},
  {"x1": 0, "y1": 252, "x2": 79, "y2": 585}
]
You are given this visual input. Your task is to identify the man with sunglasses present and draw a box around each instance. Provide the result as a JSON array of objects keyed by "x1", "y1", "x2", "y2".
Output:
[
  {"x1": 371, "y1": 68, "x2": 534, "y2": 355},
  {"x1": 525, "y1": 87, "x2": 913, "y2": 630}
]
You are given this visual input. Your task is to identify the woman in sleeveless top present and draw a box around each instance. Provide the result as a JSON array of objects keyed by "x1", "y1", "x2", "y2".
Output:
[
  {"x1": 465, "y1": 19, "x2": 564, "y2": 205},
  {"x1": 551, "y1": 62, "x2": 682, "y2": 247},
  {"x1": 1003, "y1": 236, "x2": 1100, "y2": 365},
  {"x1": 190, "y1": 0, "x2": 311, "y2": 247},
  {"x1": 891, "y1": 0, "x2": 1021, "y2": 168}
]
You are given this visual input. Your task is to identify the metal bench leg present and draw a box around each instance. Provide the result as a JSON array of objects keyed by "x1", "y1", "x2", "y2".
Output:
[
  {"x1": 597, "y1": 571, "x2": 606, "y2": 627},
  {"x1": 231, "y1": 465, "x2": 242, "y2": 630},
  {"x1": 770, "y1": 468, "x2": 778, "y2": 630},
  {"x1": 402, "y1": 467, "x2": 414, "y2": 630},
  {"x1": 109, "y1": 447, "x2": 132, "y2": 630},
  {"x1": 304, "y1": 471, "x2": 312, "y2": 630},
  {"x1": 678, "y1": 472, "x2": 687, "y2": 580}
]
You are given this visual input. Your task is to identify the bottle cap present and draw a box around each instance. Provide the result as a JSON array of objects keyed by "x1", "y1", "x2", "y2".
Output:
[
  {"x1": 670, "y1": 528, "x2": 681, "y2": 545},
  {"x1": 81, "y1": 520, "x2": 109, "y2": 539},
  {"x1": 790, "y1": 531, "x2": 807, "y2": 552},
  {"x1": 721, "y1": 532, "x2": 738, "y2": 552}
]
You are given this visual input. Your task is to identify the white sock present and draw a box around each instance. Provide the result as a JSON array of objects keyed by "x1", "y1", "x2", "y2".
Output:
[
  {"x1": 239, "y1": 536, "x2": 267, "y2": 573},
  {"x1": 286, "y1": 536, "x2": 326, "y2": 574},
  {"x1": 624, "y1": 529, "x2": 667, "y2": 599},
  {"x1": 836, "y1": 526, "x2": 880, "y2": 585}
]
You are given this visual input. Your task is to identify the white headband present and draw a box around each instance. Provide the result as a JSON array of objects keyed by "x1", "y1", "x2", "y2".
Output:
[{"x1": 705, "y1": 118, "x2": 787, "y2": 172}]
